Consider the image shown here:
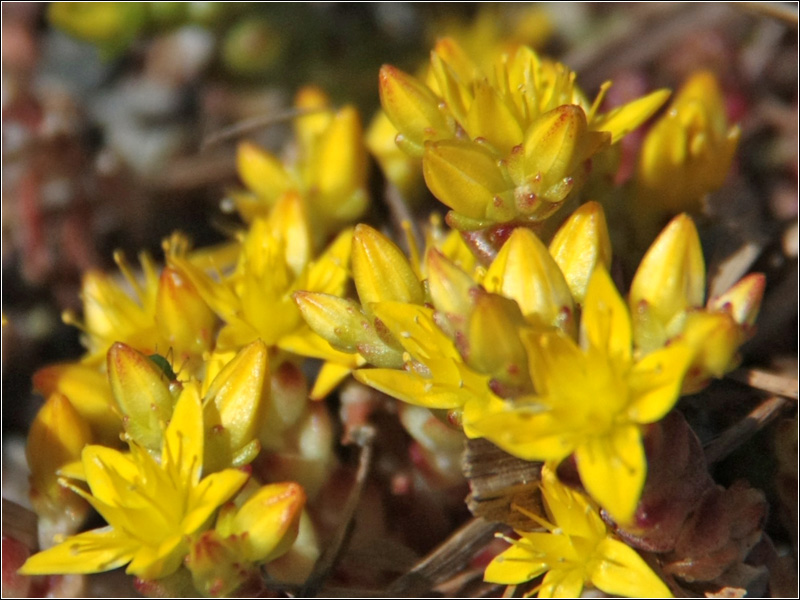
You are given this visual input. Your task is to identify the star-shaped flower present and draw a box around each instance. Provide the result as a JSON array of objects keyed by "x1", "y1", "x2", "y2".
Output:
[
  {"x1": 20, "y1": 382, "x2": 249, "y2": 580},
  {"x1": 472, "y1": 267, "x2": 691, "y2": 523},
  {"x1": 485, "y1": 466, "x2": 672, "y2": 598}
]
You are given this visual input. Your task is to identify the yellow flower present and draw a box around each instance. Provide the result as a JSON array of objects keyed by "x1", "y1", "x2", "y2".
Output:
[
  {"x1": 379, "y1": 38, "x2": 669, "y2": 229},
  {"x1": 367, "y1": 5, "x2": 552, "y2": 196},
  {"x1": 107, "y1": 340, "x2": 269, "y2": 472},
  {"x1": 19, "y1": 382, "x2": 249, "y2": 581},
  {"x1": 66, "y1": 250, "x2": 215, "y2": 373},
  {"x1": 187, "y1": 482, "x2": 306, "y2": 596},
  {"x1": 234, "y1": 86, "x2": 368, "y2": 242},
  {"x1": 471, "y1": 267, "x2": 691, "y2": 523},
  {"x1": 636, "y1": 71, "x2": 740, "y2": 215},
  {"x1": 168, "y1": 192, "x2": 358, "y2": 399},
  {"x1": 629, "y1": 214, "x2": 765, "y2": 392},
  {"x1": 485, "y1": 466, "x2": 672, "y2": 598}
]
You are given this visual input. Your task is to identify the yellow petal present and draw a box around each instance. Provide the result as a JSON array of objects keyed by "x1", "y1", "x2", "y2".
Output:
[
  {"x1": 469, "y1": 406, "x2": 576, "y2": 462},
  {"x1": 365, "y1": 109, "x2": 421, "y2": 194},
  {"x1": 591, "y1": 538, "x2": 673, "y2": 597},
  {"x1": 298, "y1": 227, "x2": 353, "y2": 297},
  {"x1": 18, "y1": 526, "x2": 138, "y2": 575},
  {"x1": 521, "y1": 329, "x2": 585, "y2": 399},
  {"x1": 310, "y1": 361, "x2": 356, "y2": 400},
  {"x1": 354, "y1": 367, "x2": 465, "y2": 411},
  {"x1": 466, "y1": 80, "x2": 524, "y2": 154},
  {"x1": 236, "y1": 141, "x2": 292, "y2": 202},
  {"x1": 590, "y1": 89, "x2": 670, "y2": 144},
  {"x1": 107, "y1": 342, "x2": 175, "y2": 451},
  {"x1": 484, "y1": 541, "x2": 547, "y2": 585},
  {"x1": 230, "y1": 482, "x2": 306, "y2": 562},
  {"x1": 540, "y1": 465, "x2": 606, "y2": 540},
  {"x1": 627, "y1": 343, "x2": 691, "y2": 424},
  {"x1": 423, "y1": 139, "x2": 514, "y2": 223},
  {"x1": 428, "y1": 48, "x2": 472, "y2": 126},
  {"x1": 707, "y1": 273, "x2": 765, "y2": 327},
  {"x1": 369, "y1": 302, "x2": 459, "y2": 362},
  {"x1": 166, "y1": 254, "x2": 241, "y2": 326},
  {"x1": 352, "y1": 224, "x2": 424, "y2": 305},
  {"x1": 574, "y1": 425, "x2": 645, "y2": 525},
  {"x1": 164, "y1": 381, "x2": 204, "y2": 484},
  {"x1": 80, "y1": 445, "x2": 138, "y2": 507},
  {"x1": 431, "y1": 37, "x2": 477, "y2": 93},
  {"x1": 548, "y1": 201, "x2": 612, "y2": 304},
  {"x1": 278, "y1": 326, "x2": 369, "y2": 366},
  {"x1": 539, "y1": 567, "x2": 585, "y2": 599},
  {"x1": 312, "y1": 106, "x2": 369, "y2": 222},
  {"x1": 294, "y1": 85, "x2": 333, "y2": 153},
  {"x1": 581, "y1": 267, "x2": 631, "y2": 367},
  {"x1": 269, "y1": 191, "x2": 311, "y2": 277},
  {"x1": 184, "y1": 469, "x2": 249, "y2": 534}
]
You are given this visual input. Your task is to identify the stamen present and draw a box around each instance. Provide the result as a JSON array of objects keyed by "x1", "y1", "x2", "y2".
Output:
[
  {"x1": 588, "y1": 81, "x2": 612, "y2": 122},
  {"x1": 113, "y1": 250, "x2": 146, "y2": 302}
]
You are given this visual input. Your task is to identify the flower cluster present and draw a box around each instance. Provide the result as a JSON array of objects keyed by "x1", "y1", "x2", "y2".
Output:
[
  {"x1": 298, "y1": 204, "x2": 762, "y2": 527},
  {"x1": 19, "y1": 13, "x2": 769, "y2": 598},
  {"x1": 19, "y1": 86, "x2": 372, "y2": 594},
  {"x1": 377, "y1": 38, "x2": 669, "y2": 230}
]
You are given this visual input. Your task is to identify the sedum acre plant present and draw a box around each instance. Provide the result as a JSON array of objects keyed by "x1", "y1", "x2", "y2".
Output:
[{"x1": 15, "y1": 9, "x2": 776, "y2": 598}]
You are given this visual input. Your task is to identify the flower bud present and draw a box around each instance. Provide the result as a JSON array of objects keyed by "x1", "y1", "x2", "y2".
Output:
[
  {"x1": 222, "y1": 483, "x2": 306, "y2": 563},
  {"x1": 636, "y1": 71, "x2": 740, "y2": 214},
  {"x1": 630, "y1": 214, "x2": 705, "y2": 353},
  {"x1": 366, "y1": 110, "x2": 421, "y2": 195},
  {"x1": 520, "y1": 105, "x2": 609, "y2": 209},
  {"x1": 680, "y1": 311, "x2": 743, "y2": 393},
  {"x1": 465, "y1": 291, "x2": 531, "y2": 390},
  {"x1": 352, "y1": 224, "x2": 424, "y2": 306},
  {"x1": 423, "y1": 139, "x2": 515, "y2": 227},
  {"x1": 203, "y1": 340, "x2": 269, "y2": 472},
  {"x1": 425, "y1": 249, "x2": 476, "y2": 326},
  {"x1": 549, "y1": 201, "x2": 612, "y2": 304},
  {"x1": 236, "y1": 141, "x2": 291, "y2": 204},
  {"x1": 187, "y1": 531, "x2": 259, "y2": 598},
  {"x1": 311, "y1": 106, "x2": 368, "y2": 223},
  {"x1": 485, "y1": 227, "x2": 575, "y2": 333},
  {"x1": 379, "y1": 65, "x2": 455, "y2": 157},
  {"x1": 33, "y1": 363, "x2": 121, "y2": 446},
  {"x1": 107, "y1": 342, "x2": 175, "y2": 451},
  {"x1": 707, "y1": 273, "x2": 765, "y2": 328},
  {"x1": 27, "y1": 393, "x2": 91, "y2": 540},
  {"x1": 154, "y1": 267, "x2": 216, "y2": 363}
]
